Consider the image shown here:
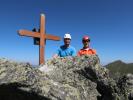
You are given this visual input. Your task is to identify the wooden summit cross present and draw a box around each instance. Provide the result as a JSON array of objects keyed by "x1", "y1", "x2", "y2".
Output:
[{"x1": 18, "y1": 14, "x2": 60, "y2": 65}]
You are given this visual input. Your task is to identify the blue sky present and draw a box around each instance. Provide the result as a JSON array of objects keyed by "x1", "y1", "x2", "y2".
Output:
[{"x1": 0, "y1": 0, "x2": 133, "y2": 65}]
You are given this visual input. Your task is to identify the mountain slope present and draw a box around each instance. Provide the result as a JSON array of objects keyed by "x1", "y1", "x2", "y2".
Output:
[{"x1": 105, "y1": 60, "x2": 133, "y2": 75}]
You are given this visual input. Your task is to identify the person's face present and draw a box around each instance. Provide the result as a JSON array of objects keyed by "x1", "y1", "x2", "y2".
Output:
[
  {"x1": 82, "y1": 39, "x2": 90, "y2": 47},
  {"x1": 64, "y1": 38, "x2": 71, "y2": 45}
]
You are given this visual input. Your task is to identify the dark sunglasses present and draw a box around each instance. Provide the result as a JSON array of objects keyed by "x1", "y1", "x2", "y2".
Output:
[
  {"x1": 64, "y1": 38, "x2": 71, "y2": 40},
  {"x1": 83, "y1": 40, "x2": 90, "y2": 42}
]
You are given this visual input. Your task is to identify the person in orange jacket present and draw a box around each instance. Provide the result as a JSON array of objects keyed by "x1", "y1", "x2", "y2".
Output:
[{"x1": 77, "y1": 36, "x2": 96, "y2": 56}]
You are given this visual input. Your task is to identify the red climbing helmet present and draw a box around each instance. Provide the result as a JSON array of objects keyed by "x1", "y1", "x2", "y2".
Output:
[{"x1": 82, "y1": 36, "x2": 90, "y2": 41}]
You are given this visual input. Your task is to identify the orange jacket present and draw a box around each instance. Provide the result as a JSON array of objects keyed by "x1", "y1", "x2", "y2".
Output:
[{"x1": 77, "y1": 48, "x2": 96, "y2": 56}]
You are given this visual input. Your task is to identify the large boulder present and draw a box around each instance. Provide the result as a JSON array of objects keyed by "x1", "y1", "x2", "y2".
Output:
[{"x1": 0, "y1": 55, "x2": 132, "y2": 100}]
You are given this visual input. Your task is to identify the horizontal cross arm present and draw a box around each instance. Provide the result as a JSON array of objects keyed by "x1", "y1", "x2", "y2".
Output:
[
  {"x1": 18, "y1": 30, "x2": 40, "y2": 38},
  {"x1": 46, "y1": 34, "x2": 60, "y2": 41}
]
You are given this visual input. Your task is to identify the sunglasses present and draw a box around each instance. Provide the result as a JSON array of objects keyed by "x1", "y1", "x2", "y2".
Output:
[
  {"x1": 64, "y1": 38, "x2": 71, "y2": 40},
  {"x1": 83, "y1": 40, "x2": 90, "y2": 42}
]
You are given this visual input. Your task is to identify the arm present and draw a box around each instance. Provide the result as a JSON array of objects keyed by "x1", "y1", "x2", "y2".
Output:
[{"x1": 52, "y1": 54, "x2": 59, "y2": 58}]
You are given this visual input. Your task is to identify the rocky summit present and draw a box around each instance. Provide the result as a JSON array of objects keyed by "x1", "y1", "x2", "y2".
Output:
[{"x1": 0, "y1": 55, "x2": 133, "y2": 100}]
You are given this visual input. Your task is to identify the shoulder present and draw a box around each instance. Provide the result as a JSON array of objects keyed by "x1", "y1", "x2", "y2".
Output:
[
  {"x1": 59, "y1": 45, "x2": 65, "y2": 50},
  {"x1": 69, "y1": 45, "x2": 75, "y2": 49},
  {"x1": 90, "y1": 49, "x2": 96, "y2": 54},
  {"x1": 60, "y1": 45, "x2": 64, "y2": 48},
  {"x1": 77, "y1": 49, "x2": 83, "y2": 56},
  {"x1": 77, "y1": 49, "x2": 83, "y2": 54},
  {"x1": 78, "y1": 48, "x2": 83, "y2": 51},
  {"x1": 69, "y1": 46, "x2": 76, "y2": 50}
]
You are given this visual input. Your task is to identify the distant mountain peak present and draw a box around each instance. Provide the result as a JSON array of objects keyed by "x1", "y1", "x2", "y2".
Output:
[
  {"x1": 105, "y1": 60, "x2": 126, "y2": 67},
  {"x1": 105, "y1": 60, "x2": 133, "y2": 75}
]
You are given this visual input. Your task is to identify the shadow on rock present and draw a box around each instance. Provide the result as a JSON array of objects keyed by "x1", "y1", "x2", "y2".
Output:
[{"x1": 0, "y1": 83, "x2": 50, "y2": 100}]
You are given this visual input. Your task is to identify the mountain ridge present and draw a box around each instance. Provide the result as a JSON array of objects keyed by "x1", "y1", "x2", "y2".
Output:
[{"x1": 104, "y1": 60, "x2": 133, "y2": 75}]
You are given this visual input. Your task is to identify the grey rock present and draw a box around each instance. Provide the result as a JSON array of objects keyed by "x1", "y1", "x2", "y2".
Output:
[
  {"x1": 0, "y1": 55, "x2": 133, "y2": 100},
  {"x1": 117, "y1": 74, "x2": 133, "y2": 100}
]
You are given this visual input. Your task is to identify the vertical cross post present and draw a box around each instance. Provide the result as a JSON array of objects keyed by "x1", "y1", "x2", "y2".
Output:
[{"x1": 39, "y1": 14, "x2": 45, "y2": 64}]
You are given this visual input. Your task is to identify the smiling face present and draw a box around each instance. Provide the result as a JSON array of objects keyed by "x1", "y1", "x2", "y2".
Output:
[
  {"x1": 82, "y1": 39, "x2": 90, "y2": 48},
  {"x1": 64, "y1": 38, "x2": 71, "y2": 46}
]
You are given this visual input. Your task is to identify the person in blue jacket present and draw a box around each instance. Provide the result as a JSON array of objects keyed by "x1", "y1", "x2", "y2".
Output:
[{"x1": 53, "y1": 33, "x2": 76, "y2": 58}]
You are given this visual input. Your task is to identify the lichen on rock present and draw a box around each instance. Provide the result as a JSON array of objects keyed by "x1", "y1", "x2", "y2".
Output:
[{"x1": 0, "y1": 55, "x2": 133, "y2": 100}]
